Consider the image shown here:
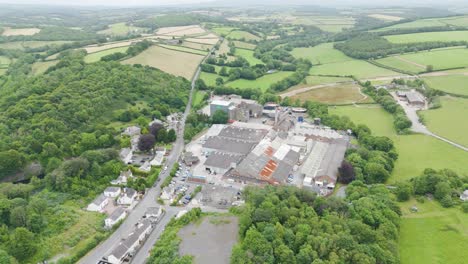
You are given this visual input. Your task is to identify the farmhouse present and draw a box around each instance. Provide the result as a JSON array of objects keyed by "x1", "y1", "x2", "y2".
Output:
[
  {"x1": 105, "y1": 207, "x2": 127, "y2": 228},
  {"x1": 104, "y1": 187, "x2": 121, "y2": 198},
  {"x1": 86, "y1": 194, "x2": 109, "y2": 212},
  {"x1": 107, "y1": 219, "x2": 153, "y2": 264},
  {"x1": 461, "y1": 190, "x2": 468, "y2": 201},
  {"x1": 117, "y1": 188, "x2": 137, "y2": 205}
]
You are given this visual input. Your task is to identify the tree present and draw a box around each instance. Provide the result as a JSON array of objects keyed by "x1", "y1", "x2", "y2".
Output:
[
  {"x1": 0, "y1": 249, "x2": 15, "y2": 264},
  {"x1": 167, "y1": 129, "x2": 177, "y2": 142},
  {"x1": 157, "y1": 129, "x2": 168, "y2": 143},
  {"x1": 138, "y1": 134, "x2": 156, "y2": 152},
  {"x1": 211, "y1": 110, "x2": 228, "y2": 124},
  {"x1": 462, "y1": 202, "x2": 468, "y2": 213},
  {"x1": 395, "y1": 182, "x2": 413, "y2": 202},
  {"x1": 149, "y1": 122, "x2": 164, "y2": 137},
  {"x1": 9, "y1": 207, "x2": 27, "y2": 227},
  {"x1": 215, "y1": 77, "x2": 224, "y2": 86},
  {"x1": 440, "y1": 195, "x2": 453, "y2": 208},
  {"x1": 426, "y1": 65, "x2": 434, "y2": 72},
  {"x1": 219, "y1": 66, "x2": 228, "y2": 76},
  {"x1": 0, "y1": 150, "x2": 26, "y2": 178},
  {"x1": 195, "y1": 79, "x2": 207, "y2": 90},
  {"x1": 434, "y1": 182, "x2": 451, "y2": 200},
  {"x1": 363, "y1": 162, "x2": 390, "y2": 183},
  {"x1": 8, "y1": 227, "x2": 36, "y2": 261},
  {"x1": 338, "y1": 161, "x2": 355, "y2": 184}
]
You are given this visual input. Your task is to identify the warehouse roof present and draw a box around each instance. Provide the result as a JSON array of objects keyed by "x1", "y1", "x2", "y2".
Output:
[
  {"x1": 203, "y1": 136, "x2": 256, "y2": 155},
  {"x1": 204, "y1": 152, "x2": 243, "y2": 169}
]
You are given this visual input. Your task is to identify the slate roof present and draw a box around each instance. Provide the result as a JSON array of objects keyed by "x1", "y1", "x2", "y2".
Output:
[{"x1": 204, "y1": 152, "x2": 243, "y2": 169}]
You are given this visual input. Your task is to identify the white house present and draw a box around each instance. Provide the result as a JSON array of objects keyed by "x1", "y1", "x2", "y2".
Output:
[
  {"x1": 122, "y1": 126, "x2": 141, "y2": 137},
  {"x1": 104, "y1": 187, "x2": 121, "y2": 198},
  {"x1": 461, "y1": 190, "x2": 468, "y2": 201},
  {"x1": 145, "y1": 207, "x2": 163, "y2": 219},
  {"x1": 111, "y1": 170, "x2": 134, "y2": 185},
  {"x1": 105, "y1": 207, "x2": 127, "y2": 228},
  {"x1": 86, "y1": 194, "x2": 109, "y2": 212},
  {"x1": 117, "y1": 188, "x2": 137, "y2": 205},
  {"x1": 119, "y1": 148, "x2": 133, "y2": 164}
]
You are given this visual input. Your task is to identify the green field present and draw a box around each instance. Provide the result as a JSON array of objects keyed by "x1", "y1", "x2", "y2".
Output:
[
  {"x1": 31, "y1": 60, "x2": 59, "y2": 75},
  {"x1": 0, "y1": 68, "x2": 6, "y2": 76},
  {"x1": 329, "y1": 105, "x2": 468, "y2": 181},
  {"x1": 290, "y1": 83, "x2": 369, "y2": 104},
  {"x1": 158, "y1": 44, "x2": 208, "y2": 55},
  {"x1": 98, "y1": 22, "x2": 146, "y2": 36},
  {"x1": 376, "y1": 47, "x2": 468, "y2": 73},
  {"x1": 200, "y1": 72, "x2": 227, "y2": 86},
  {"x1": 420, "y1": 96, "x2": 468, "y2": 147},
  {"x1": 192, "y1": 90, "x2": 207, "y2": 108},
  {"x1": 235, "y1": 48, "x2": 263, "y2": 65},
  {"x1": 291, "y1": 43, "x2": 352, "y2": 65},
  {"x1": 232, "y1": 41, "x2": 256, "y2": 50},
  {"x1": 84, "y1": 47, "x2": 129, "y2": 63},
  {"x1": 286, "y1": 75, "x2": 354, "y2": 91},
  {"x1": 226, "y1": 71, "x2": 293, "y2": 92},
  {"x1": 399, "y1": 198, "x2": 468, "y2": 264},
  {"x1": 211, "y1": 27, "x2": 237, "y2": 36},
  {"x1": 0, "y1": 40, "x2": 71, "y2": 50},
  {"x1": 385, "y1": 31, "x2": 468, "y2": 43},
  {"x1": 291, "y1": 16, "x2": 355, "y2": 32},
  {"x1": 423, "y1": 74, "x2": 468, "y2": 96},
  {"x1": 310, "y1": 60, "x2": 400, "y2": 79},
  {"x1": 374, "y1": 56, "x2": 426, "y2": 74},
  {"x1": 228, "y1": 30, "x2": 261, "y2": 41},
  {"x1": 0, "y1": 56, "x2": 11, "y2": 68},
  {"x1": 375, "y1": 15, "x2": 468, "y2": 31}
]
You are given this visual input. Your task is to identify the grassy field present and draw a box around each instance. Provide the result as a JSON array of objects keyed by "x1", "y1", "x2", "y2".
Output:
[
  {"x1": 228, "y1": 30, "x2": 261, "y2": 41},
  {"x1": 375, "y1": 47, "x2": 468, "y2": 73},
  {"x1": 0, "y1": 68, "x2": 7, "y2": 76},
  {"x1": 420, "y1": 96, "x2": 468, "y2": 147},
  {"x1": 192, "y1": 90, "x2": 207, "y2": 108},
  {"x1": 232, "y1": 41, "x2": 256, "y2": 50},
  {"x1": 329, "y1": 105, "x2": 468, "y2": 181},
  {"x1": 158, "y1": 44, "x2": 208, "y2": 55},
  {"x1": 423, "y1": 74, "x2": 468, "y2": 96},
  {"x1": 98, "y1": 22, "x2": 146, "y2": 36},
  {"x1": 226, "y1": 71, "x2": 293, "y2": 92},
  {"x1": 31, "y1": 60, "x2": 59, "y2": 75},
  {"x1": 290, "y1": 83, "x2": 368, "y2": 104},
  {"x1": 84, "y1": 47, "x2": 129, "y2": 63},
  {"x1": 1, "y1": 27, "x2": 40, "y2": 36},
  {"x1": 200, "y1": 72, "x2": 226, "y2": 86},
  {"x1": 399, "y1": 198, "x2": 468, "y2": 264},
  {"x1": 181, "y1": 41, "x2": 212, "y2": 51},
  {"x1": 385, "y1": 31, "x2": 468, "y2": 43},
  {"x1": 291, "y1": 43, "x2": 352, "y2": 65},
  {"x1": 211, "y1": 27, "x2": 237, "y2": 36},
  {"x1": 368, "y1": 14, "x2": 403, "y2": 21},
  {"x1": 291, "y1": 16, "x2": 355, "y2": 32},
  {"x1": 374, "y1": 15, "x2": 468, "y2": 31},
  {"x1": 374, "y1": 56, "x2": 425, "y2": 74},
  {"x1": 0, "y1": 40, "x2": 71, "y2": 50},
  {"x1": 0, "y1": 56, "x2": 11, "y2": 68},
  {"x1": 310, "y1": 60, "x2": 401, "y2": 79},
  {"x1": 286, "y1": 75, "x2": 354, "y2": 91},
  {"x1": 122, "y1": 45, "x2": 204, "y2": 80},
  {"x1": 235, "y1": 48, "x2": 263, "y2": 65}
]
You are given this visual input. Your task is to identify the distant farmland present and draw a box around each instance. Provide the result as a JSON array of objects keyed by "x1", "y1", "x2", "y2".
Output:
[{"x1": 384, "y1": 31, "x2": 468, "y2": 43}]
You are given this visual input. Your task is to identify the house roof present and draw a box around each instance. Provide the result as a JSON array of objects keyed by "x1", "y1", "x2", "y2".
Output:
[
  {"x1": 211, "y1": 100, "x2": 232, "y2": 107},
  {"x1": 120, "y1": 170, "x2": 132, "y2": 177},
  {"x1": 145, "y1": 207, "x2": 161, "y2": 215},
  {"x1": 105, "y1": 187, "x2": 121, "y2": 193},
  {"x1": 122, "y1": 188, "x2": 137, "y2": 198},
  {"x1": 406, "y1": 92, "x2": 424, "y2": 103},
  {"x1": 91, "y1": 194, "x2": 107, "y2": 206},
  {"x1": 108, "y1": 207, "x2": 126, "y2": 221},
  {"x1": 108, "y1": 219, "x2": 152, "y2": 260}
]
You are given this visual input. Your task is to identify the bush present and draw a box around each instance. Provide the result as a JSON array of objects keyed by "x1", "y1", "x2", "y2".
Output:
[
  {"x1": 440, "y1": 195, "x2": 453, "y2": 208},
  {"x1": 462, "y1": 202, "x2": 468, "y2": 213}
]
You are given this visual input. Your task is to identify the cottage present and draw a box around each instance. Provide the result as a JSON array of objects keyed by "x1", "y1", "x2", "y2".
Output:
[
  {"x1": 111, "y1": 170, "x2": 133, "y2": 185},
  {"x1": 105, "y1": 207, "x2": 127, "y2": 228},
  {"x1": 460, "y1": 190, "x2": 468, "y2": 201},
  {"x1": 117, "y1": 188, "x2": 138, "y2": 205},
  {"x1": 122, "y1": 126, "x2": 141, "y2": 137},
  {"x1": 145, "y1": 207, "x2": 163, "y2": 219},
  {"x1": 86, "y1": 194, "x2": 109, "y2": 212},
  {"x1": 119, "y1": 148, "x2": 133, "y2": 164},
  {"x1": 104, "y1": 187, "x2": 121, "y2": 198}
]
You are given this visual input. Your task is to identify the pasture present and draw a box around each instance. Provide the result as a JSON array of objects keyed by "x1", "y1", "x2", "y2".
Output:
[
  {"x1": 368, "y1": 14, "x2": 402, "y2": 21},
  {"x1": 420, "y1": 96, "x2": 468, "y2": 147},
  {"x1": 225, "y1": 71, "x2": 293, "y2": 92},
  {"x1": 227, "y1": 30, "x2": 261, "y2": 41},
  {"x1": 291, "y1": 16, "x2": 355, "y2": 32},
  {"x1": 98, "y1": 22, "x2": 146, "y2": 36},
  {"x1": 122, "y1": 45, "x2": 204, "y2": 79},
  {"x1": 181, "y1": 41, "x2": 212, "y2": 51},
  {"x1": 290, "y1": 83, "x2": 368, "y2": 104},
  {"x1": 2, "y1": 27, "x2": 41, "y2": 36},
  {"x1": 84, "y1": 47, "x2": 129, "y2": 63},
  {"x1": 192, "y1": 90, "x2": 207, "y2": 108},
  {"x1": 211, "y1": 26, "x2": 237, "y2": 36},
  {"x1": 423, "y1": 73, "x2": 468, "y2": 96},
  {"x1": 0, "y1": 68, "x2": 6, "y2": 76},
  {"x1": 200, "y1": 72, "x2": 226, "y2": 87},
  {"x1": 309, "y1": 60, "x2": 401, "y2": 79},
  {"x1": 286, "y1": 75, "x2": 354, "y2": 91},
  {"x1": 232, "y1": 41, "x2": 256, "y2": 50},
  {"x1": 185, "y1": 37, "x2": 219, "y2": 45},
  {"x1": 31, "y1": 60, "x2": 59, "y2": 75},
  {"x1": 376, "y1": 47, "x2": 468, "y2": 73},
  {"x1": 0, "y1": 56, "x2": 11, "y2": 68},
  {"x1": 399, "y1": 198, "x2": 468, "y2": 264},
  {"x1": 156, "y1": 25, "x2": 206, "y2": 36},
  {"x1": 0, "y1": 40, "x2": 71, "y2": 50},
  {"x1": 375, "y1": 15, "x2": 468, "y2": 31},
  {"x1": 374, "y1": 56, "x2": 425, "y2": 74},
  {"x1": 83, "y1": 41, "x2": 132, "y2": 53},
  {"x1": 291, "y1": 43, "x2": 352, "y2": 65},
  {"x1": 158, "y1": 44, "x2": 208, "y2": 55},
  {"x1": 329, "y1": 105, "x2": 468, "y2": 181},
  {"x1": 235, "y1": 49, "x2": 263, "y2": 65},
  {"x1": 384, "y1": 31, "x2": 468, "y2": 43}
]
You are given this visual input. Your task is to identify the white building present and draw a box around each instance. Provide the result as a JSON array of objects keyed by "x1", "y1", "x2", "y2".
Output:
[
  {"x1": 104, "y1": 187, "x2": 121, "y2": 198},
  {"x1": 119, "y1": 148, "x2": 133, "y2": 164},
  {"x1": 122, "y1": 126, "x2": 141, "y2": 137},
  {"x1": 86, "y1": 194, "x2": 108, "y2": 212},
  {"x1": 145, "y1": 207, "x2": 163, "y2": 219},
  {"x1": 111, "y1": 170, "x2": 134, "y2": 185},
  {"x1": 117, "y1": 188, "x2": 137, "y2": 205},
  {"x1": 105, "y1": 207, "x2": 127, "y2": 228},
  {"x1": 461, "y1": 190, "x2": 468, "y2": 201}
]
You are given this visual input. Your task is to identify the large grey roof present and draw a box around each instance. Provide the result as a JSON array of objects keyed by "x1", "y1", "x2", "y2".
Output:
[
  {"x1": 105, "y1": 187, "x2": 121, "y2": 193},
  {"x1": 92, "y1": 194, "x2": 107, "y2": 206},
  {"x1": 406, "y1": 92, "x2": 424, "y2": 103},
  {"x1": 109, "y1": 219, "x2": 152, "y2": 259},
  {"x1": 204, "y1": 152, "x2": 243, "y2": 169},
  {"x1": 108, "y1": 207, "x2": 126, "y2": 221},
  {"x1": 122, "y1": 188, "x2": 137, "y2": 198},
  {"x1": 218, "y1": 126, "x2": 267, "y2": 142},
  {"x1": 203, "y1": 137, "x2": 256, "y2": 155}
]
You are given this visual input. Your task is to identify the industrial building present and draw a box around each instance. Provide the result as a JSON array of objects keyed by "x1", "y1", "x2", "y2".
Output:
[{"x1": 209, "y1": 95, "x2": 263, "y2": 122}]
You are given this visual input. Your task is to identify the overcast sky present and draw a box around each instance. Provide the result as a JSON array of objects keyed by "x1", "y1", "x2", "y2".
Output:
[{"x1": 0, "y1": 0, "x2": 465, "y2": 7}]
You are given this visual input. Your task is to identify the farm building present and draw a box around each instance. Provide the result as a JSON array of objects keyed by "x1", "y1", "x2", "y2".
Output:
[
  {"x1": 105, "y1": 207, "x2": 127, "y2": 228},
  {"x1": 86, "y1": 194, "x2": 109, "y2": 212},
  {"x1": 406, "y1": 91, "x2": 425, "y2": 107}
]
